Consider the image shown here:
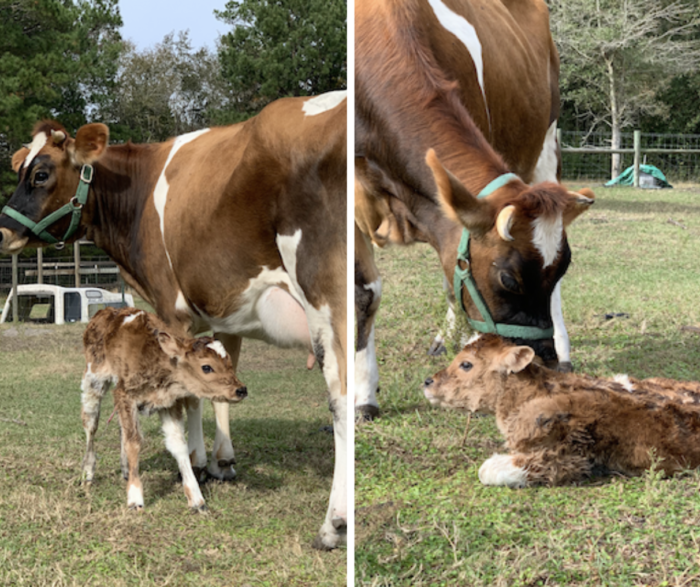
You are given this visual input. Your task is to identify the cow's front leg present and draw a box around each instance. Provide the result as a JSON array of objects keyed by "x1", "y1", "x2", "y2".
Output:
[
  {"x1": 161, "y1": 401, "x2": 207, "y2": 510},
  {"x1": 117, "y1": 397, "x2": 145, "y2": 510},
  {"x1": 551, "y1": 280, "x2": 573, "y2": 372},
  {"x1": 206, "y1": 332, "x2": 241, "y2": 480},
  {"x1": 185, "y1": 397, "x2": 209, "y2": 481}
]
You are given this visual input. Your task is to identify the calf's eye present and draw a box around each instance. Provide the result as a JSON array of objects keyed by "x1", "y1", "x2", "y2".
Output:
[
  {"x1": 459, "y1": 361, "x2": 473, "y2": 372},
  {"x1": 202, "y1": 365, "x2": 214, "y2": 374}
]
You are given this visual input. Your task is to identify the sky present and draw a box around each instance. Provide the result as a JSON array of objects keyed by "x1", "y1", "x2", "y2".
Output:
[{"x1": 118, "y1": 0, "x2": 228, "y2": 51}]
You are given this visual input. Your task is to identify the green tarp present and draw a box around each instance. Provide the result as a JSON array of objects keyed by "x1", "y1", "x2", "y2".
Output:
[{"x1": 605, "y1": 164, "x2": 673, "y2": 188}]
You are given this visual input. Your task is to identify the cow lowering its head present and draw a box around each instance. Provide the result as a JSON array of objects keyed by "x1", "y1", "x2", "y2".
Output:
[
  {"x1": 424, "y1": 334, "x2": 700, "y2": 487},
  {"x1": 1, "y1": 121, "x2": 107, "y2": 252},
  {"x1": 81, "y1": 307, "x2": 247, "y2": 511},
  {"x1": 425, "y1": 149, "x2": 594, "y2": 366}
]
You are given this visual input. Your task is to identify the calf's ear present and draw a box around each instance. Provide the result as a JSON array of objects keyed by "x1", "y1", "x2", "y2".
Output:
[
  {"x1": 70, "y1": 123, "x2": 109, "y2": 166},
  {"x1": 157, "y1": 331, "x2": 182, "y2": 359},
  {"x1": 502, "y1": 346, "x2": 535, "y2": 374}
]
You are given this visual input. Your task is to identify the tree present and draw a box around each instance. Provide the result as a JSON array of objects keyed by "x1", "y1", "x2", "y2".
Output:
[
  {"x1": 0, "y1": 0, "x2": 122, "y2": 201},
  {"x1": 549, "y1": 0, "x2": 700, "y2": 176},
  {"x1": 215, "y1": 0, "x2": 346, "y2": 120}
]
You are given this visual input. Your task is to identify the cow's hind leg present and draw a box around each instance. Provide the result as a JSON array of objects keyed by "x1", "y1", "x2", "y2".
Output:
[
  {"x1": 478, "y1": 451, "x2": 592, "y2": 487},
  {"x1": 161, "y1": 401, "x2": 207, "y2": 510},
  {"x1": 80, "y1": 365, "x2": 113, "y2": 483}
]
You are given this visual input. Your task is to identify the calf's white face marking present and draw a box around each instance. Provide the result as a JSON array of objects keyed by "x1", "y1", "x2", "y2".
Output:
[
  {"x1": 207, "y1": 340, "x2": 228, "y2": 359},
  {"x1": 427, "y1": 0, "x2": 488, "y2": 115},
  {"x1": 23, "y1": 132, "x2": 48, "y2": 169},
  {"x1": 153, "y1": 129, "x2": 210, "y2": 269},
  {"x1": 531, "y1": 214, "x2": 563, "y2": 268},
  {"x1": 122, "y1": 311, "x2": 144, "y2": 325},
  {"x1": 302, "y1": 90, "x2": 347, "y2": 116}
]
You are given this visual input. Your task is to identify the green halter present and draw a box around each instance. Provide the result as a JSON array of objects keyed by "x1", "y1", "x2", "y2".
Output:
[
  {"x1": 2, "y1": 164, "x2": 93, "y2": 246},
  {"x1": 453, "y1": 173, "x2": 555, "y2": 340}
]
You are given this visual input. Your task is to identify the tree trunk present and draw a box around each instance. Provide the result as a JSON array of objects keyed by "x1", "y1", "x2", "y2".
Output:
[{"x1": 607, "y1": 57, "x2": 622, "y2": 179}]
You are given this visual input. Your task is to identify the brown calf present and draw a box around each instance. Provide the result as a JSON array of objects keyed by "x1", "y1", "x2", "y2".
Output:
[
  {"x1": 424, "y1": 334, "x2": 700, "y2": 486},
  {"x1": 81, "y1": 307, "x2": 247, "y2": 510}
]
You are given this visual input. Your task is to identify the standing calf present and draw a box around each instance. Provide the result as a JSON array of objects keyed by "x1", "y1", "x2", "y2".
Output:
[
  {"x1": 423, "y1": 334, "x2": 700, "y2": 487},
  {"x1": 81, "y1": 307, "x2": 247, "y2": 511}
]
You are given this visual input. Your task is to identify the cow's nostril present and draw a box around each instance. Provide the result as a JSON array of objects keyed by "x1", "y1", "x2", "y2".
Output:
[
  {"x1": 424, "y1": 377, "x2": 434, "y2": 387},
  {"x1": 235, "y1": 386, "x2": 247, "y2": 398}
]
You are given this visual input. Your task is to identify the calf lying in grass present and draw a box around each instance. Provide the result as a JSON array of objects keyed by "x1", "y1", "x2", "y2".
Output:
[
  {"x1": 423, "y1": 334, "x2": 700, "y2": 487},
  {"x1": 81, "y1": 307, "x2": 248, "y2": 511}
]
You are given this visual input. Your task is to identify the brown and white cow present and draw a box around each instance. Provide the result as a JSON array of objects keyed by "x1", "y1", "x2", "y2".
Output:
[
  {"x1": 355, "y1": 0, "x2": 593, "y2": 419},
  {"x1": 424, "y1": 334, "x2": 700, "y2": 486},
  {"x1": 81, "y1": 307, "x2": 247, "y2": 510},
  {"x1": 0, "y1": 91, "x2": 347, "y2": 549}
]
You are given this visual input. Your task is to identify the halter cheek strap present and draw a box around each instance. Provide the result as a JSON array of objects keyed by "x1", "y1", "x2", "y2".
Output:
[
  {"x1": 453, "y1": 173, "x2": 554, "y2": 340},
  {"x1": 2, "y1": 164, "x2": 93, "y2": 246}
]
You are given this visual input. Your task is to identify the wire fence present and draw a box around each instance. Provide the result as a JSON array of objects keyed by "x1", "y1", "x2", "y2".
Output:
[{"x1": 560, "y1": 130, "x2": 700, "y2": 183}]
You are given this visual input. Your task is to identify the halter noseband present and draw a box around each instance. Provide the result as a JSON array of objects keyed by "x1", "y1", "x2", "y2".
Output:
[
  {"x1": 2, "y1": 164, "x2": 93, "y2": 246},
  {"x1": 453, "y1": 173, "x2": 554, "y2": 340}
]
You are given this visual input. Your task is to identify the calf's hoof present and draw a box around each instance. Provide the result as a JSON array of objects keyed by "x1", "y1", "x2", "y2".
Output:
[
  {"x1": 128, "y1": 504, "x2": 144, "y2": 513},
  {"x1": 207, "y1": 459, "x2": 237, "y2": 481},
  {"x1": 355, "y1": 404, "x2": 379, "y2": 421}
]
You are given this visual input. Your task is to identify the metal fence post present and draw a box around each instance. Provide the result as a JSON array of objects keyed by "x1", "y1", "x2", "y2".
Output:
[
  {"x1": 74, "y1": 242, "x2": 81, "y2": 288},
  {"x1": 37, "y1": 247, "x2": 43, "y2": 284},
  {"x1": 634, "y1": 130, "x2": 641, "y2": 188}
]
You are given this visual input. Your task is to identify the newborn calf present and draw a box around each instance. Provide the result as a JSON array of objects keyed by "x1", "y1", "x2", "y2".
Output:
[
  {"x1": 81, "y1": 307, "x2": 247, "y2": 510},
  {"x1": 424, "y1": 333, "x2": 700, "y2": 487}
]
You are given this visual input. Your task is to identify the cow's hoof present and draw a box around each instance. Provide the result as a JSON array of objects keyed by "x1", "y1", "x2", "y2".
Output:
[
  {"x1": 355, "y1": 404, "x2": 379, "y2": 421},
  {"x1": 427, "y1": 341, "x2": 447, "y2": 356},
  {"x1": 190, "y1": 504, "x2": 209, "y2": 515},
  {"x1": 556, "y1": 361, "x2": 574, "y2": 373},
  {"x1": 128, "y1": 504, "x2": 144, "y2": 512},
  {"x1": 312, "y1": 526, "x2": 346, "y2": 551},
  {"x1": 192, "y1": 466, "x2": 209, "y2": 484},
  {"x1": 207, "y1": 460, "x2": 237, "y2": 481}
]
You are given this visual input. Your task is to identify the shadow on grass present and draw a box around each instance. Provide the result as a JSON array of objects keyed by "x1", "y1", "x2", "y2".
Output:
[{"x1": 591, "y1": 197, "x2": 700, "y2": 218}]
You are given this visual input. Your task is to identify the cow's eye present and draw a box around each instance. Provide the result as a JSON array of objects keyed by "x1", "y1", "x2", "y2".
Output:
[
  {"x1": 202, "y1": 365, "x2": 214, "y2": 374},
  {"x1": 459, "y1": 361, "x2": 473, "y2": 372},
  {"x1": 34, "y1": 171, "x2": 49, "y2": 185},
  {"x1": 499, "y1": 271, "x2": 522, "y2": 294}
]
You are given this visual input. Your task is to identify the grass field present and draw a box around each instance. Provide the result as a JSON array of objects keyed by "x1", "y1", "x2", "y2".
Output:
[
  {"x1": 355, "y1": 184, "x2": 700, "y2": 586},
  {"x1": 0, "y1": 315, "x2": 345, "y2": 586}
]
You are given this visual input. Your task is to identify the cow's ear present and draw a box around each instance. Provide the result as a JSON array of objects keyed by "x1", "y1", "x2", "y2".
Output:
[
  {"x1": 71, "y1": 123, "x2": 109, "y2": 166},
  {"x1": 502, "y1": 345, "x2": 535, "y2": 374},
  {"x1": 157, "y1": 331, "x2": 182, "y2": 359},
  {"x1": 11, "y1": 148, "x2": 29, "y2": 173},
  {"x1": 425, "y1": 149, "x2": 494, "y2": 235},
  {"x1": 563, "y1": 187, "x2": 594, "y2": 227}
]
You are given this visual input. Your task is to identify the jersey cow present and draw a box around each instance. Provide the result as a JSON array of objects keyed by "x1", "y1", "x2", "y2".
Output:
[
  {"x1": 0, "y1": 91, "x2": 348, "y2": 550},
  {"x1": 355, "y1": 0, "x2": 594, "y2": 418}
]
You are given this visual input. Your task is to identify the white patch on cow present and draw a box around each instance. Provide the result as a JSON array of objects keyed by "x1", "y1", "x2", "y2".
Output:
[
  {"x1": 23, "y1": 132, "x2": 48, "y2": 169},
  {"x1": 614, "y1": 374, "x2": 634, "y2": 392},
  {"x1": 153, "y1": 129, "x2": 210, "y2": 269},
  {"x1": 206, "y1": 340, "x2": 228, "y2": 359},
  {"x1": 186, "y1": 398, "x2": 208, "y2": 470},
  {"x1": 531, "y1": 214, "x2": 563, "y2": 268},
  {"x1": 479, "y1": 454, "x2": 528, "y2": 488},
  {"x1": 532, "y1": 121, "x2": 559, "y2": 184},
  {"x1": 127, "y1": 483, "x2": 144, "y2": 508},
  {"x1": 550, "y1": 280, "x2": 570, "y2": 365},
  {"x1": 122, "y1": 311, "x2": 144, "y2": 325},
  {"x1": 302, "y1": 90, "x2": 347, "y2": 116},
  {"x1": 427, "y1": 0, "x2": 488, "y2": 117},
  {"x1": 175, "y1": 291, "x2": 189, "y2": 313}
]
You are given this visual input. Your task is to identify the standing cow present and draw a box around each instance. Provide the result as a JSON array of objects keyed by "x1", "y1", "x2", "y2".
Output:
[
  {"x1": 355, "y1": 0, "x2": 593, "y2": 418},
  {"x1": 0, "y1": 91, "x2": 347, "y2": 550}
]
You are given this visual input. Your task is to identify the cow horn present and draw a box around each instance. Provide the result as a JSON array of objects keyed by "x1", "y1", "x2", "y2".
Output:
[
  {"x1": 496, "y1": 205, "x2": 516, "y2": 241},
  {"x1": 51, "y1": 129, "x2": 66, "y2": 144}
]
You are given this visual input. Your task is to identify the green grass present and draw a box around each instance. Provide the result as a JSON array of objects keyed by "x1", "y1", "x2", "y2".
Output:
[
  {"x1": 0, "y1": 318, "x2": 345, "y2": 586},
  {"x1": 355, "y1": 184, "x2": 700, "y2": 586}
]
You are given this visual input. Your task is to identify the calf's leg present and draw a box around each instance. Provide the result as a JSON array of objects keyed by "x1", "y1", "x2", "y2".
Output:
[
  {"x1": 479, "y1": 450, "x2": 593, "y2": 487},
  {"x1": 80, "y1": 366, "x2": 112, "y2": 483},
  {"x1": 161, "y1": 402, "x2": 206, "y2": 510},
  {"x1": 117, "y1": 398, "x2": 145, "y2": 510}
]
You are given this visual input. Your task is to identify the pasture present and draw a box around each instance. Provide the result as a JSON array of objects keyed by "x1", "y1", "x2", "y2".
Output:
[
  {"x1": 355, "y1": 184, "x2": 700, "y2": 586},
  {"x1": 0, "y1": 310, "x2": 345, "y2": 586}
]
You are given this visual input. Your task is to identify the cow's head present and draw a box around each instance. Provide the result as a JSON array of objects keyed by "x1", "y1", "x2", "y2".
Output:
[
  {"x1": 0, "y1": 121, "x2": 109, "y2": 254},
  {"x1": 158, "y1": 333, "x2": 248, "y2": 403},
  {"x1": 423, "y1": 333, "x2": 534, "y2": 411},
  {"x1": 425, "y1": 150, "x2": 593, "y2": 370}
]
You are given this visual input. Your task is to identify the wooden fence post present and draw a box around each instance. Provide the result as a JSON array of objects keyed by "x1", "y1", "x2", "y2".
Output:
[
  {"x1": 11, "y1": 254, "x2": 18, "y2": 323},
  {"x1": 634, "y1": 130, "x2": 641, "y2": 188}
]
